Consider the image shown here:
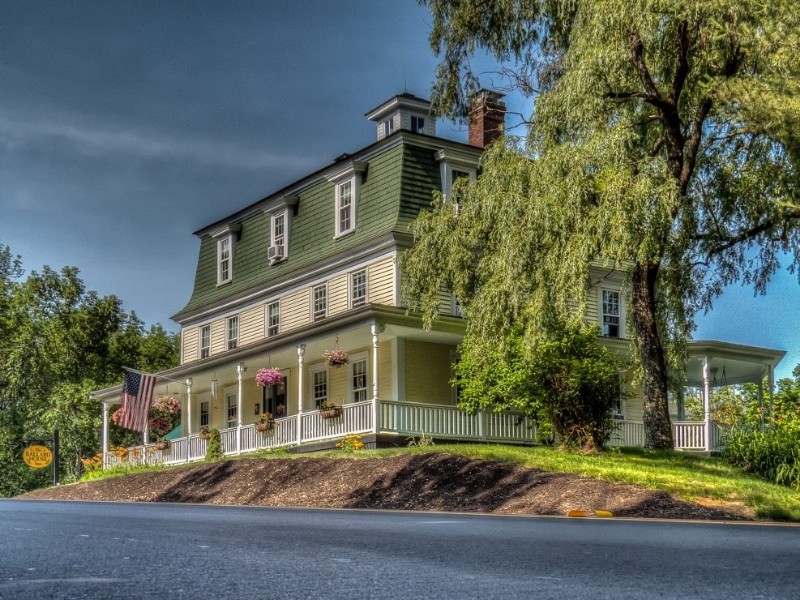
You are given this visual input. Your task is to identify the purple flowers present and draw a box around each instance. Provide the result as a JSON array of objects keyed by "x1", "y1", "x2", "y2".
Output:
[{"x1": 255, "y1": 368, "x2": 284, "y2": 387}]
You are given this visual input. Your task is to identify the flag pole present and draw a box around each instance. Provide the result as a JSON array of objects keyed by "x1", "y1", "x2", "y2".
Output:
[{"x1": 123, "y1": 366, "x2": 190, "y2": 388}]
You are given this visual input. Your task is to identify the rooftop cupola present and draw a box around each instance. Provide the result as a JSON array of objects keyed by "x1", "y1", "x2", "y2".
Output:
[{"x1": 365, "y1": 93, "x2": 436, "y2": 140}]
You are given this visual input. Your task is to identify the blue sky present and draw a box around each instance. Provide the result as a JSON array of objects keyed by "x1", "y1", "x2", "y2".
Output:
[{"x1": 1, "y1": 1, "x2": 798, "y2": 379}]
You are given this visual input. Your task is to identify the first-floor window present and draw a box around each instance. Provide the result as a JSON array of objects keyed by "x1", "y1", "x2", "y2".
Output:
[
  {"x1": 227, "y1": 315, "x2": 238, "y2": 350},
  {"x1": 226, "y1": 393, "x2": 237, "y2": 429},
  {"x1": 351, "y1": 359, "x2": 368, "y2": 403},
  {"x1": 602, "y1": 289, "x2": 620, "y2": 337},
  {"x1": 350, "y1": 269, "x2": 367, "y2": 308},
  {"x1": 200, "y1": 400, "x2": 210, "y2": 427},
  {"x1": 313, "y1": 369, "x2": 328, "y2": 409}
]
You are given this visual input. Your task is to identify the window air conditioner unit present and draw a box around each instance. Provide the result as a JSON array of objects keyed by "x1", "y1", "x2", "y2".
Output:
[{"x1": 268, "y1": 245, "x2": 284, "y2": 260}]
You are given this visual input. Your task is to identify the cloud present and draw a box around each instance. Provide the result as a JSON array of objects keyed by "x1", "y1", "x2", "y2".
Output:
[{"x1": 0, "y1": 112, "x2": 323, "y2": 171}]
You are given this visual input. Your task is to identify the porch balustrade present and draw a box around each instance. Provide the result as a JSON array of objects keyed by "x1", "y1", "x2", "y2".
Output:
[{"x1": 102, "y1": 402, "x2": 727, "y2": 469}]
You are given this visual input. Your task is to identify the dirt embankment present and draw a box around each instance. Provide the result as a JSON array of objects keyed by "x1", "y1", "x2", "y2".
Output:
[{"x1": 20, "y1": 453, "x2": 752, "y2": 520}]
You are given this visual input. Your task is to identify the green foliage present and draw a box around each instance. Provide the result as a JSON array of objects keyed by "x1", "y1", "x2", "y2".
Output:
[
  {"x1": 725, "y1": 425, "x2": 800, "y2": 490},
  {"x1": 407, "y1": 433, "x2": 436, "y2": 447},
  {"x1": 205, "y1": 428, "x2": 223, "y2": 461},
  {"x1": 410, "y1": 0, "x2": 800, "y2": 448},
  {"x1": 0, "y1": 242, "x2": 180, "y2": 496},
  {"x1": 455, "y1": 324, "x2": 624, "y2": 450}
]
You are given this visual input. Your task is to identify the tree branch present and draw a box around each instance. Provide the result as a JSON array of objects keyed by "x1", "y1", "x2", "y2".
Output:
[{"x1": 697, "y1": 209, "x2": 800, "y2": 257}]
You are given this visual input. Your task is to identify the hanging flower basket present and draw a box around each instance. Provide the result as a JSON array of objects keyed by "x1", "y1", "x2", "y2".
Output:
[
  {"x1": 319, "y1": 402, "x2": 343, "y2": 419},
  {"x1": 255, "y1": 368, "x2": 284, "y2": 387},
  {"x1": 323, "y1": 348, "x2": 349, "y2": 368},
  {"x1": 255, "y1": 420, "x2": 276, "y2": 432}
]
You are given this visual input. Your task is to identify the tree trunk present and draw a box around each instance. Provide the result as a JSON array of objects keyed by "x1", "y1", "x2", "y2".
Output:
[{"x1": 630, "y1": 262, "x2": 674, "y2": 449}]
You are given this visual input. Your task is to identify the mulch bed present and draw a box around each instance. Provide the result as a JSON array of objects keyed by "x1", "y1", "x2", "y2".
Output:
[{"x1": 19, "y1": 453, "x2": 752, "y2": 520}]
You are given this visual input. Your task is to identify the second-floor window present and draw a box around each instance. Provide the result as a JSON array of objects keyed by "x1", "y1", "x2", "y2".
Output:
[
  {"x1": 217, "y1": 236, "x2": 233, "y2": 285},
  {"x1": 313, "y1": 284, "x2": 327, "y2": 321},
  {"x1": 270, "y1": 211, "x2": 286, "y2": 263},
  {"x1": 602, "y1": 289, "x2": 621, "y2": 338},
  {"x1": 336, "y1": 179, "x2": 355, "y2": 236},
  {"x1": 267, "y1": 301, "x2": 280, "y2": 337},
  {"x1": 350, "y1": 269, "x2": 367, "y2": 308},
  {"x1": 199, "y1": 325, "x2": 210, "y2": 359},
  {"x1": 227, "y1": 316, "x2": 238, "y2": 350}
]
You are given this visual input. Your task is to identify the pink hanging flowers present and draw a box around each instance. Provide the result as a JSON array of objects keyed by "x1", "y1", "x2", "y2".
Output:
[
  {"x1": 255, "y1": 368, "x2": 284, "y2": 387},
  {"x1": 323, "y1": 348, "x2": 349, "y2": 367}
]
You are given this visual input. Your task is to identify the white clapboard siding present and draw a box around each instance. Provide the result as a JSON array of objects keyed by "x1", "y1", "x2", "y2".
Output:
[
  {"x1": 182, "y1": 328, "x2": 198, "y2": 364},
  {"x1": 210, "y1": 319, "x2": 225, "y2": 355},
  {"x1": 282, "y1": 288, "x2": 310, "y2": 331},
  {"x1": 328, "y1": 272, "x2": 349, "y2": 315},
  {"x1": 368, "y1": 256, "x2": 395, "y2": 305},
  {"x1": 239, "y1": 304, "x2": 265, "y2": 346}
]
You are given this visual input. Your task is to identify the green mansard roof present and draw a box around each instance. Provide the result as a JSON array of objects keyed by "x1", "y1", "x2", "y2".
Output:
[{"x1": 172, "y1": 132, "x2": 479, "y2": 323}]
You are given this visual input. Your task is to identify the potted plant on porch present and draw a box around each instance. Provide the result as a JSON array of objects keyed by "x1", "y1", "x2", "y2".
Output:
[
  {"x1": 154, "y1": 437, "x2": 170, "y2": 451},
  {"x1": 319, "y1": 401, "x2": 343, "y2": 419},
  {"x1": 199, "y1": 425, "x2": 211, "y2": 440},
  {"x1": 255, "y1": 412, "x2": 276, "y2": 432}
]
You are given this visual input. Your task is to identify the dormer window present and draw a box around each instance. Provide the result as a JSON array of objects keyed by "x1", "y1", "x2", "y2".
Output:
[
  {"x1": 327, "y1": 161, "x2": 366, "y2": 239},
  {"x1": 383, "y1": 117, "x2": 395, "y2": 137},
  {"x1": 270, "y1": 211, "x2": 286, "y2": 264},
  {"x1": 435, "y1": 149, "x2": 478, "y2": 201},
  {"x1": 217, "y1": 235, "x2": 233, "y2": 285},
  {"x1": 411, "y1": 116, "x2": 425, "y2": 134},
  {"x1": 264, "y1": 195, "x2": 297, "y2": 265}
]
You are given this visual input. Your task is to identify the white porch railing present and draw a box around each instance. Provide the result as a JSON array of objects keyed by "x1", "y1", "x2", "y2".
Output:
[{"x1": 102, "y1": 403, "x2": 727, "y2": 469}]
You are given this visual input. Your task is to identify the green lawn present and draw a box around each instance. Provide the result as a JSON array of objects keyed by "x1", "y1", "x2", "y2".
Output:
[{"x1": 82, "y1": 444, "x2": 800, "y2": 521}]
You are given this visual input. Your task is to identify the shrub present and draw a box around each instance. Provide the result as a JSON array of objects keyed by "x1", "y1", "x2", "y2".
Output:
[
  {"x1": 205, "y1": 428, "x2": 223, "y2": 461},
  {"x1": 724, "y1": 425, "x2": 800, "y2": 490}
]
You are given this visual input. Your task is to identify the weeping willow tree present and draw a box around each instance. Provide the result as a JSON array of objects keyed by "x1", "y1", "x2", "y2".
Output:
[{"x1": 403, "y1": 0, "x2": 800, "y2": 448}]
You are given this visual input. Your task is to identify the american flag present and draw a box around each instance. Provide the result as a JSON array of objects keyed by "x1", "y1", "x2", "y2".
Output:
[{"x1": 119, "y1": 370, "x2": 156, "y2": 432}]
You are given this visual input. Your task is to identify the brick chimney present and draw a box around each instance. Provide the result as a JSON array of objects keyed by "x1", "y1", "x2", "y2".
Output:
[{"x1": 468, "y1": 89, "x2": 506, "y2": 148}]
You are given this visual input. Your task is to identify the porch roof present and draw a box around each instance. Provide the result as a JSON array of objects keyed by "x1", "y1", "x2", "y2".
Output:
[{"x1": 684, "y1": 339, "x2": 785, "y2": 387}]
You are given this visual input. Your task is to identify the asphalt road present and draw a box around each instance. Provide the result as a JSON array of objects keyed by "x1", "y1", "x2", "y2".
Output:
[{"x1": 1, "y1": 500, "x2": 798, "y2": 599}]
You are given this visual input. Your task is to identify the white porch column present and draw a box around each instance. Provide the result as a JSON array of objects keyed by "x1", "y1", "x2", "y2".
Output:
[
  {"x1": 297, "y1": 344, "x2": 306, "y2": 445},
  {"x1": 101, "y1": 399, "x2": 109, "y2": 468},
  {"x1": 768, "y1": 364, "x2": 775, "y2": 425},
  {"x1": 237, "y1": 362, "x2": 245, "y2": 454},
  {"x1": 371, "y1": 324, "x2": 381, "y2": 434},
  {"x1": 758, "y1": 377, "x2": 765, "y2": 427},
  {"x1": 703, "y1": 355, "x2": 711, "y2": 452},
  {"x1": 185, "y1": 377, "x2": 193, "y2": 462}
]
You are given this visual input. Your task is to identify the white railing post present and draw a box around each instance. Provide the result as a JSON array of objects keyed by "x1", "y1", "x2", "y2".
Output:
[
  {"x1": 371, "y1": 324, "x2": 381, "y2": 434},
  {"x1": 297, "y1": 344, "x2": 306, "y2": 445},
  {"x1": 703, "y1": 355, "x2": 711, "y2": 452},
  {"x1": 185, "y1": 377, "x2": 193, "y2": 463},
  {"x1": 237, "y1": 362, "x2": 245, "y2": 454}
]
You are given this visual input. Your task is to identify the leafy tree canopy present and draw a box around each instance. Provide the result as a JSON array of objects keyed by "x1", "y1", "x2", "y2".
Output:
[{"x1": 407, "y1": 0, "x2": 800, "y2": 448}]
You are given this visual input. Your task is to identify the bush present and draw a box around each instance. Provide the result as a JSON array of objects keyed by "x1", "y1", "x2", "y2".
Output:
[
  {"x1": 205, "y1": 428, "x2": 223, "y2": 461},
  {"x1": 724, "y1": 425, "x2": 800, "y2": 490}
]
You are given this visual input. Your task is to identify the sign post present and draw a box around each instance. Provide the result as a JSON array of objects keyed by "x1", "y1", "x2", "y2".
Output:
[{"x1": 22, "y1": 429, "x2": 60, "y2": 486}]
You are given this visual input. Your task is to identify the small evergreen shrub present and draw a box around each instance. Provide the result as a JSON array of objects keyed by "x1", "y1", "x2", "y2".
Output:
[{"x1": 205, "y1": 428, "x2": 223, "y2": 462}]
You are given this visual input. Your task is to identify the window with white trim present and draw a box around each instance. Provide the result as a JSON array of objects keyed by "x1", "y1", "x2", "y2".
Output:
[
  {"x1": 350, "y1": 269, "x2": 367, "y2": 308},
  {"x1": 199, "y1": 400, "x2": 210, "y2": 427},
  {"x1": 336, "y1": 179, "x2": 354, "y2": 236},
  {"x1": 312, "y1": 368, "x2": 328, "y2": 409},
  {"x1": 199, "y1": 325, "x2": 210, "y2": 359},
  {"x1": 351, "y1": 358, "x2": 368, "y2": 403},
  {"x1": 601, "y1": 289, "x2": 621, "y2": 338},
  {"x1": 227, "y1": 316, "x2": 238, "y2": 350},
  {"x1": 226, "y1": 392, "x2": 237, "y2": 429},
  {"x1": 217, "y1": 236, "x2": 233, "y2": 285},
  {"x1": 383, "y1": 117, "x2": 395, "y2": 137},
  {"x1": 270, "y1": 211, "x2": 287, "y2": 264},
  {"x1": 267, "y1": 301, "x2": 280, "y2": 337},
  {"x1": 411, "y1": 115, "x2": 425, "y2": 134},
  {"x1": 312, "y1": 284, "x2": 327, "y2": 321}
]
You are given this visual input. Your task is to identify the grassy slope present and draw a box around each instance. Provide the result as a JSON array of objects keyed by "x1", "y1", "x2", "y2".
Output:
[{"x1": 85, "y1": 444, "x2": 800, "y2": 521}]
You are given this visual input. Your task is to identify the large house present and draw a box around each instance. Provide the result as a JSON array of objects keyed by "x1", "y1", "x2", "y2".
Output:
[{"x1": 92, "y1": 91, "x2": 784, "y2": 465}]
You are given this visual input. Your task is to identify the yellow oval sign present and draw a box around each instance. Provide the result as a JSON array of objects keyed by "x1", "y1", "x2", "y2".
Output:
[{"x1": 23, "y1": 445, "x2": 53, "y2": 469}]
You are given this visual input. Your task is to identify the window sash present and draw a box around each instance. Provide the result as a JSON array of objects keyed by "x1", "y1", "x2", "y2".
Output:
[
  {"x1": 227, "y1": 316, "x2": 238, "y2": 350},
  {"x1": 218, "y1": 238, "x2": 231, "y2": 282},
  {"x1": 267, "y1": 302, "x2": 280, "y2": 336},
  {"x1": 602, "y1": 289, "x2": 620, "y2": 337},
  {"x1": 337, "y1": 180, "x2": 352, "y2": 234},
  {"x1": 199, "y1": 401, "x2": 209, "y2": 427},
  {"x1": 200, "y1": 326, "x2": 210, "y2": 359},
  {"x1": 272, "y1": 212, "x2": 285, "y2": 250},
  {"x1": 313, "y1": 285, "x2": 327, "y2": 321},
  {"x1": 350, "y1": 270, "x2": 366, "y2": 308},
  {"x1": 352, "y1": 359, "x2": 368, "y2": 403},
  {"x1": 313, "y1": 370, "x2": 328, "y2": 408},
  {"x1": 226, "y1": 394, "x2": 237, "y2": 428}
]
